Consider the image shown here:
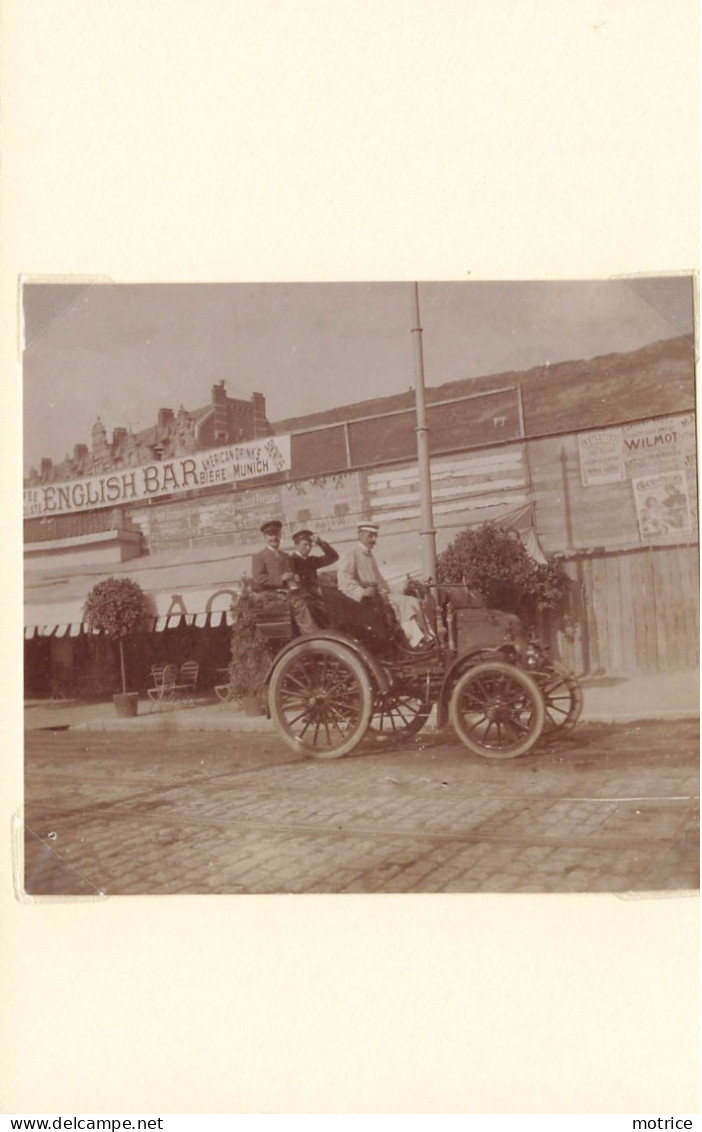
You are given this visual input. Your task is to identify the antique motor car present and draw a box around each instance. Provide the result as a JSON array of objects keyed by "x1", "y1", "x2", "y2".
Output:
[{"x1": 247, "y1": 578, "x2": 582, "y2": 761}]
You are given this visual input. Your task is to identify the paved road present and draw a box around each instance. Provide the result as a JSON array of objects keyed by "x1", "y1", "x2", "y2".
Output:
[{"x1": 23, "y1": 719, "x2": 699, "y2": 895}]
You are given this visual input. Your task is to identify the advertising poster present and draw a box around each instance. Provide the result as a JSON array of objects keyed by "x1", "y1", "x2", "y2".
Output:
[
  {"x1": 578, "y1": 427, "x2": 625, "y2": 485},
  {"x1": 622, "y1": 413, "x2": 697, "y2": 477},
  {"x1": 632, "y1": 469, "x2": 692, "y2": 539},
  {"x1": 579, "y1": 414, "x2": 698, "y2": 488}
]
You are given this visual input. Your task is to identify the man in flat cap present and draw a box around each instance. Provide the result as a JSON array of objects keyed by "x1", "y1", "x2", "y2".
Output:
[
  {"x1": 338, "y1": 522, "x2": 434, "y2": 649},
  {"x1": 251, "y1": 519, "x2": 295, "y2": 592},
  {"x1": 289, "y1": 529, "x2": 340, "y2": 629}
]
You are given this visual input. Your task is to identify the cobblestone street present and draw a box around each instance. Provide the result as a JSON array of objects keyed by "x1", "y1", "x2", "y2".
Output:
[{"x1": 23, "y1": 719, "x2": 699, "y2": 896}]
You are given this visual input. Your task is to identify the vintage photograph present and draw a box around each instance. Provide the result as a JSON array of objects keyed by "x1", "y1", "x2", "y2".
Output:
[{"x1": 23, "y1": 278, "x2": 699, "y2": 896}]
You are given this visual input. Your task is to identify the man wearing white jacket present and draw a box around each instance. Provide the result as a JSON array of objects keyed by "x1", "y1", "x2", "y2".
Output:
[{"x1": 337, "y1": 522, "x2": 434, "y2": 649}]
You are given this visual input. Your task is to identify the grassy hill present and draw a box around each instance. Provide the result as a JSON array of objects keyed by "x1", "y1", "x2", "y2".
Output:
[{"x1": 274, "y1": 335, "x2": 696, "y2": 439}]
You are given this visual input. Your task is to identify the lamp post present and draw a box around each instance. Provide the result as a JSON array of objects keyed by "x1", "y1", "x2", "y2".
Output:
[{"x1": 411, "y1": 282, "x2": 438, "y2": 589}]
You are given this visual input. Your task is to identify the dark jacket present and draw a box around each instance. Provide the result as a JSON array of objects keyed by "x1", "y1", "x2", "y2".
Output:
[{"x1": 291, "y1": 540, "x2": 339, "y2": 591}]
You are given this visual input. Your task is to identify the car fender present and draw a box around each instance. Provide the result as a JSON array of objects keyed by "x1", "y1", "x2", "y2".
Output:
[{"x1": 265, "y1": 630, "x2": 391, "y2": 695}]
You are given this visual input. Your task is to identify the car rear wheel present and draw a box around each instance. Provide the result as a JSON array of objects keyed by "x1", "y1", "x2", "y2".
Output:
[
  {"x1": 268, "y1": 639, "x2": 373, "y2": 758},
  {"x1": 368, "y1": 681, "x2": 433, "y2": 743},
  {"x1": 539, "y1": 661, "x2": 583, "y2": 734}
]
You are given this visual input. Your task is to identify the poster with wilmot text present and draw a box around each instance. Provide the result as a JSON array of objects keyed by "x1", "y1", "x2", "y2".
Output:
[{"x1": 579, "y1": 413, "x2": 696, "y2": 489}]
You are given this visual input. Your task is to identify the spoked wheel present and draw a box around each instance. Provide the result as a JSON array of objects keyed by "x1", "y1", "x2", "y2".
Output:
[
  {"x1": 449, "y1": 661, "x2": 545, "y2": 759},
  {"x1": 368, "y1": 681, "x2": 433, "y2": 744},
  {"x1": 268, "y1": 639, "x2": 373, "y2": 758},
  {"x1": 537, "y1": 661, "x2": 583, "y2": 735}
]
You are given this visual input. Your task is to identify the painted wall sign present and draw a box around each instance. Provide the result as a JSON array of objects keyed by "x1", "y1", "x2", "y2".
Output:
[
  {"x1": 280, "y1": 472, "x2": 364, "y2": 534},
  {"x1": 140, "y1": 486, "x2": 285, "y2": 551},
  {"x1": 23, "y1": 435, "x2": 292, "y2": 518},
  {"x1": 141, "y1": 476, "x2": 364, "y2": 553},
  {"x1": 368, "y1": 447, "x2": 529, "y2": 523}
]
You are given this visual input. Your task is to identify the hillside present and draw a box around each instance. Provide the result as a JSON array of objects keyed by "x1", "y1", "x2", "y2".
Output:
[{"x1": 273, "y1": 335, "x2": 696, "y2": 439}]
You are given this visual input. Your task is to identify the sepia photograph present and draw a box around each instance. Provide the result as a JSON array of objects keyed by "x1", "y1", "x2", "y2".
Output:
[
  {"x1": 4, "y1": 0, "x2": 699, "y2": 1116},
  {"x1": 22, "y1": 277, "x2": 699, "y2": 898}
]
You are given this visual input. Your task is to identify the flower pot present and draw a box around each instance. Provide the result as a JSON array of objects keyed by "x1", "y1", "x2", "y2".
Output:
[
  {"x1": 113, "y1": 692, "x2": 140, "y2": 718},
  {"x1": 241, "y1": 695, "x2": 266, "y2": 717}
]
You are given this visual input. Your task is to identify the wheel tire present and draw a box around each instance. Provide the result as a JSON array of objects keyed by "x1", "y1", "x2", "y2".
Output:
[
  {"x1": 539, "y1": 661, "x2": 583, "y2": 734},
  {"x1": 449, "y1": 661, "x2": 545, "y2": 759},
  {"x1": 268, "y1": 639, "x2": 373, "y2": 758},
  {"x1": 368, "y1": 683, "x2": 432, "y2": 744}
]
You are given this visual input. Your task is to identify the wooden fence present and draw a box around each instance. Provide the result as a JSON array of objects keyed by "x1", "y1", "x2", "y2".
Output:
[{"x1": 563, "y1": 544, "x2": 699, "y2": 675}]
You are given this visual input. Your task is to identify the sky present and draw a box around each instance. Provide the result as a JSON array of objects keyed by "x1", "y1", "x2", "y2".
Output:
[{"x1": 22, "y1": 277, "x2": 695, "y2": 475}]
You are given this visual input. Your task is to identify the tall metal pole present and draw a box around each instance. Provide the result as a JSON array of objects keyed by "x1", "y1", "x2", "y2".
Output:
[{"x1": 411, "y1": 282, "x2": 438, "y2": 587}]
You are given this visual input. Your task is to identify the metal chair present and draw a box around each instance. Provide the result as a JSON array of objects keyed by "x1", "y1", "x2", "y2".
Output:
[
  {"x1": 146, "y1": 663, "x2": 178, "y2": 710},
  {"x1": 177, "y1": 660, "x2": 199, "y2": 705},
  {"x1": 214, "y1": 667, "x2": 237, "y2": 704}
]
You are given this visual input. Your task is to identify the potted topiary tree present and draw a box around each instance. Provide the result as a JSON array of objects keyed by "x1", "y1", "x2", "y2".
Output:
[
  {"x1": 227, "y1": 577, "x2": 274, "y2": 715},
  {"x1": 83, "y1": 576, "x2": 152, "y2": 717}
]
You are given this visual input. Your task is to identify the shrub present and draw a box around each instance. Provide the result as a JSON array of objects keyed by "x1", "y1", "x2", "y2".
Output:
[
  {"x1": 227, "y1": 578, "x2": 274, "y2": 701},
  {"x1": 437, "y1": 522, "x2": 571, "y2": 620}
]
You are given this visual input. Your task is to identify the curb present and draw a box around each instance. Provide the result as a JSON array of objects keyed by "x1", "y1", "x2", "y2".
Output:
[
  {"x1": 71, "y1": 714, "x2": 274, "y2": 733},
  {"x1": 577, "y1": 710, "x2": 699, "y2": 725},
  {"x1": 53, "y1": 709, "x2": 700, "y2": 733}
]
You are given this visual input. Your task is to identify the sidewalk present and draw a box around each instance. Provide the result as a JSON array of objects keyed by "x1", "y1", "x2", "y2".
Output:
[{"x1": 24, "y1": 668, "x2": 700, "y2": 733}]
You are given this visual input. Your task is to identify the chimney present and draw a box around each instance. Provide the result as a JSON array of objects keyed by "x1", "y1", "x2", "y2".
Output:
[
  {"x1": 251, "y1": 392, "x2": 270, "y2": 437},
  {"x1": 40, "y1": 457, "x2": 53, "y2": 479},
  {"x1": 73, "y1": 443, "x2": 88, "y2": 463},
  {"x1": 212, "y1": 381, "x2": 229, "y2": 443},
  {"x1": 112, "y1": 428, "x2": 127, "y2": 450},
  {"x1": 157, "y1": 408, "x2": 175, "y2": 433}
]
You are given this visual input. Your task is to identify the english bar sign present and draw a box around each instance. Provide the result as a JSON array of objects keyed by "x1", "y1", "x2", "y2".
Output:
[{"x1": 23, "y1": 436, "x2": 292, "y2": 518}]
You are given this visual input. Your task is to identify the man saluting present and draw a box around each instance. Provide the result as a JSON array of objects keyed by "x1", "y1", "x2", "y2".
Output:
[
  {"x1": 289, "y1": 529, "x2": 339, "y2": 629},
  {"x1": 290, "y1": 529, "x2": 339, "y2": 588}
]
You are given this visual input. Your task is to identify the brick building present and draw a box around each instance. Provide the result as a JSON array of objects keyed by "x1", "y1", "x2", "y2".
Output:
[{"x1": 25, "y1": 381, "x2": 271, "y2": 489}]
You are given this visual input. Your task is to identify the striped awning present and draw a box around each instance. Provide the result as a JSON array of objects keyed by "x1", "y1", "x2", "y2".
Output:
[
  {"x1": 24, "y1": 607, "x2": 234, "y2": 638},
  {"x1": 24, "y1": 570, "x2": 242, "y2": 638}
]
